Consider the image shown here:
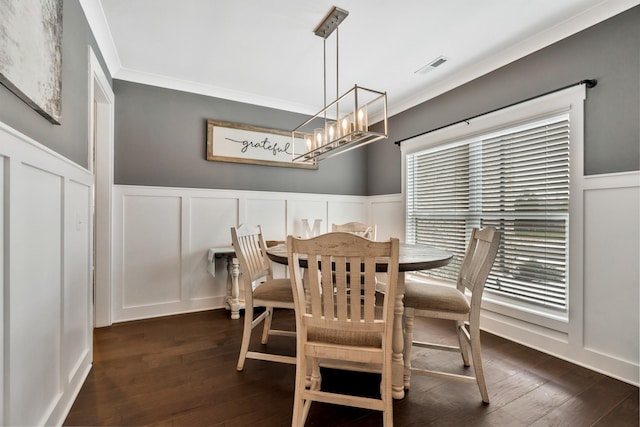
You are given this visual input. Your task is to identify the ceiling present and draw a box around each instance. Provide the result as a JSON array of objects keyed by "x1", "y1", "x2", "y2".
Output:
[{"x1": 81, "y1": 0, "x2": 637, "y2": 118}]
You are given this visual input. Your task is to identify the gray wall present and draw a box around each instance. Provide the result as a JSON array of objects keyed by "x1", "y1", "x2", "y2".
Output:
[
  {"x1": 0, "y1": 0, "x2": 111, "y2": 168},
  {"x1": 3, "y1": 3, "x2": 636, "y2": 197},
  {"x1": 114, "y1": 81, "x2": 369, "y2": 195},
  {"x1": 367, "y1": 6, "x2": 640, "y2": 195}
]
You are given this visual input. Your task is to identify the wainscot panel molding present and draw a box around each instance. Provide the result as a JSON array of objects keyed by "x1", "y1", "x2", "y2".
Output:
[
  {"x1": 368, "y1": 194, "x2": 404, "y2": 241},
  {"x1": 113, "y1": 182, "x2": 639, "y2": 386},
  {"x1": 479, "y1": 171, "x2": 640, "y2": 386},
  {"x1": 112, "y1": 185, "x2": 401, "y2": 323},
  {"x1": 0, "y1": 121, "x2": 93, "y2": 426}
]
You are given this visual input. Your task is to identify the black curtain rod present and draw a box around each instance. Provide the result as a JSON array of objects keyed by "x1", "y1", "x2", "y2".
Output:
[{"x1": 394, "y1": 79, "x2": 597, "y2": 146}]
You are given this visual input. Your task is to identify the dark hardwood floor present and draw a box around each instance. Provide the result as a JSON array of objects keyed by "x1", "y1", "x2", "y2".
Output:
[{"x1": 64, "y1": 309, "x2": 638, "y2": 426}]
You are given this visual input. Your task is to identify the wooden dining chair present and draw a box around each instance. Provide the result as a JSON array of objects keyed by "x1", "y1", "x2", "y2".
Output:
[
  {"x1": 403, "y1": 227, "x2": 501, "y2": 403},
  {"x1": 331, "y1": 222, "x2": 377, "y2": 240},
  {"x1": 331, "y1": 222, "x2": 387, "y2": 298},
  {"x1": 231, "y1": 224, "x2": 296, "y2": 371},
  {"x1": 287, "y1": 232, "x2": 399, "y2": 427}
]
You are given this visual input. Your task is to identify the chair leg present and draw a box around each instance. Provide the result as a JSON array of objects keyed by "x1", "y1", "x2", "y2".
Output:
[
  {"x1": 261, "y1": 306, "x2": 273, "y2": 344},
  {"x1": 236, "y1": 305, "x2": 254, "y2": 371},
  {"x1": 299, "y1": 360, "x2": 315, "y2": 425},
  {"x1": 403, "y1": 307, "x2": 415, "y2": 390},
  {"x1": 301, "y1": 399, "x2": 312, "y2": 427},
  {"x1": 305, "y1": 356, "x2": 312, "y2": 388},
  {"x1": 469, "y1": 323, "x2": 489, "y2": 403},
  {"x1": 292, "y1": 353, "x2": 308, "y2": 427},
  {"x1": 381, "y1": 355, "x2": 393, "y2": 427},
  {"x1": 309, "y1": 357, "x2": 322, "y2": 391},
  {"x1": 456, "y1": 320, "x2": 470, "y2": 367}
]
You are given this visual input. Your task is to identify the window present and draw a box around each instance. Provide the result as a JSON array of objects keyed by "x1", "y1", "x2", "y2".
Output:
[{"x1": 403, "y1": 85, "x2": 586, "y2": 318}]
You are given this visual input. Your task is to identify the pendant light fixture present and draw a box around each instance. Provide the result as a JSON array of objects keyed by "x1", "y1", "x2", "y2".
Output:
[{"x1": 291, "y1": 6, "x2": 388, "y2": 164}]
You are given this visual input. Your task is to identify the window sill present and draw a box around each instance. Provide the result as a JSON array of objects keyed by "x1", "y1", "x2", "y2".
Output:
[{"x1": 481, "y1": 293, "x2": 569, "y2": 333}]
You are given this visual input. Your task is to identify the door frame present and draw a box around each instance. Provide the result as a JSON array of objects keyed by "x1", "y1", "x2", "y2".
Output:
[{"x1": 88, "y1": 47, "x2": 115, "y2": 327}]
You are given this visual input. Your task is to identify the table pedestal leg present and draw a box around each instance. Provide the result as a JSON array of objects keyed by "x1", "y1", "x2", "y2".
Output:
[
  {"x1": 226, "y1": 257, "x2": 241, "y2": 319},
  {"x1": 392, "y1": 272, "x2": 406, "y2": 399},
  {"x1": 403, "y1": 309, "x2": 414, "y2": 389}
]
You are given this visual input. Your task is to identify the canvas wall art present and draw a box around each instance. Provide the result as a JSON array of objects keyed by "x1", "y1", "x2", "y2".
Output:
[{"x1": 0, "y1": 0, "x2": 63, "y2": 124}]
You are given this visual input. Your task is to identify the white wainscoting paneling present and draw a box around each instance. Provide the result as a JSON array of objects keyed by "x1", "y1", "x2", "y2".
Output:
[
  {"x1": 188, "y1": 196, "x2": 237, "y2": 300},
  {"x1": 246, "y1": 198, "x2": 287, "y2": 239},
  {"x1": 327, "y1": 201, "x2": 368, "y2": 233},
  {"x1": 0, "y1": 121, "x2": 93, "y2": 426},
  {"x1": 64, "y1": 179, "x2": 92, "y2": 383},
  {"x1": 11, "y1": 164, "x2": 63, "y2": 427},
  {"x1": 0, "y1": 151, "x2": 4, "y2": 424},
  {"x1": 113, "y1": 176, "x2": 639, "y2": 386},
  {"x1": 369, "y1": 194, "x2": 405, "y2": 241},
  {"x1": 123, "y1": 195, "x2": 182, "y2": 306},
  {"x1": 479, "y1": 171, "x2": 640, "y2": 386},
  {"x1": 112, "y1": 186, "x2": 375, "y2": 323},
  {"x1": 582, "y1": 175, "x2": 639, "y2": 365}
]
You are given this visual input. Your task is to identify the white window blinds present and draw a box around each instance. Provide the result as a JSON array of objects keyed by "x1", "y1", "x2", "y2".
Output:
[{"x1": 406, "y1": 114, "x2": 570, "y2": 311}]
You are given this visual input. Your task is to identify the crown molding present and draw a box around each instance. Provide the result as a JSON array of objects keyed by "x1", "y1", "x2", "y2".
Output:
[
  {"x1": 80, "y1": 0, "x2": 639, "y2": 117},
  {"x1": 387, "y1": 0, "x2": 640, "y2": 118},
  {"x1": 79, "y1": 0, "x2": 122, "y2": 76},
  {"x1": 113, "y1": 67, "x2": 321, "y2": 115}
]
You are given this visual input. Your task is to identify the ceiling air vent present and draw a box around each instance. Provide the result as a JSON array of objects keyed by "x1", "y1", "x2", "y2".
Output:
[{"x1": 414, "y1": 56, "x2": 448, "y2": 75}]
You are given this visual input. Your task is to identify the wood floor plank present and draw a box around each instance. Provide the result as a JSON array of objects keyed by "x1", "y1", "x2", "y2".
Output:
[
  {"x1": 593, "y1": 387, "x2": 640, "y2": 427},
  {"x1": 488, "y1": 365, "x2": 603, "y2": 425},
  {"x1": 529, "y1": 375, "x2": 638, "y2": 427},
  {"x1": 63, "y1": 309, "x2": 638, "y2": 427}
]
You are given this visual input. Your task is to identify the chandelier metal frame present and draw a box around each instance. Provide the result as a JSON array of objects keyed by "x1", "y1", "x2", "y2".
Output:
[{"x1": 291, "y1": 6, "x2": 388, "y2": 164}]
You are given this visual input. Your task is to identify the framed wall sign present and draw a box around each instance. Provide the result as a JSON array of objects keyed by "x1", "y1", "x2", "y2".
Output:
[{"x1": 206, "y1": 119, "x2": 316, "y2": 169}]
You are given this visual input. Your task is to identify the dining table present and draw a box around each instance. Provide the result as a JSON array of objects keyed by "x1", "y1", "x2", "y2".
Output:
[{"x1": 266, "y1": 241, "x2": 453, "y2": 399}]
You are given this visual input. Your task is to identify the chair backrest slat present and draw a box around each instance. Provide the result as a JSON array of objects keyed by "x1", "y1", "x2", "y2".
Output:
[
  {"x1": 363, "y1": 257, "x2": 376, "y2": 322},
  {"x1": 231, "y1": 224, "x2": 273, "y2": 297},
  {"x1": 458, "y1": 227, "x2": 501, "y2": 296},
  {"x1": 288, "y1": 232, "x2": 399, "y2": 334},
  {"x1": 320, "y1": 253, "x2": 336, "y2": 319},
  {"x1": 331, "y1": 222, "x2": 377, "y2": 240},
  {"x1": 306, "y1": 253, "x2": 323, "y2": 316},
  {"x1": 334, "y1": 257, "x2": 348, "y2": 321}
]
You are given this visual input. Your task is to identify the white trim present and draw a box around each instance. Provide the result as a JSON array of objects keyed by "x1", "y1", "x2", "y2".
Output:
[
  {"x1": 402, "y1": 85, "x2": 586, "y2": 324},
  {"x1": 401, "y1": 85, "x2": 586, "y2": 300},
  {"x1": 481, "y1": 295, "x2": 570, "y2": 332},
  {"x1": 89, "y1": 47, "x2": 115, "y2": 327},
  {"x1": 78, "y1": 1, "x2": 121, "y2": 76},
  {"x1": 115, "y1": 183, "x2": 371, "y2": 203},
  {"x1": 114, "y1": 67, "x2": 322, "y2": 116},
  {"x1": 583, "y1": 170, "x2": 640, "y2": 189},
  {"x1": 0, "y1": 124, "x2": 90, "y2": 175}
]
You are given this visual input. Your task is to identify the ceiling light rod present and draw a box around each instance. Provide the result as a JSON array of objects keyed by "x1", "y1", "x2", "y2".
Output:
[{"x1": 291, "y1": 6, "x2": 388, "y2": 164}]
